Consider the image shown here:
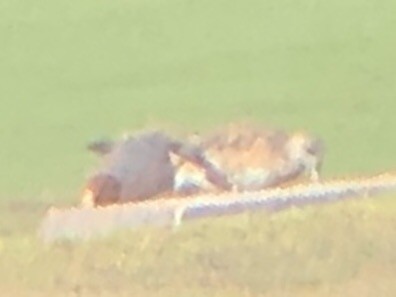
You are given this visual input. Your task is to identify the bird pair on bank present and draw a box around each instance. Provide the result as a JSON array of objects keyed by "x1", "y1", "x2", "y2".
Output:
[{"x1": 81, "y1": 123, "x2": 325, "y2": 208}]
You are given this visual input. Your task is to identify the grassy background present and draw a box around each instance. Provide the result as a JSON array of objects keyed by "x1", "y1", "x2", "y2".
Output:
[{"x1": 1, "y1": 0, "x2": 396, "y2": 295}]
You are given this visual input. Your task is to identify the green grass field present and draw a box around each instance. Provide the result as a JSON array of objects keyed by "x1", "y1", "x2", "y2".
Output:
[{"x1": 1, "y1": 0, "x2": 396, "y2": 295}]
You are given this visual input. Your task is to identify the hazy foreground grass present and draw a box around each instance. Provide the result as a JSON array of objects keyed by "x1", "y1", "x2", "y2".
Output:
[
  {"x1": 1, "y1": 0, "x2": 396, "y2": 295},
  {"x1": 2, "y1": 197, "x2": 396, "y2": 296}
]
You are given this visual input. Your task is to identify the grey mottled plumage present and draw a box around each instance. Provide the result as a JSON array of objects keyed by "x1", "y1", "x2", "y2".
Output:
[{"x1": 83, "y1": 130, "x2": 231, "y2": 207}]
